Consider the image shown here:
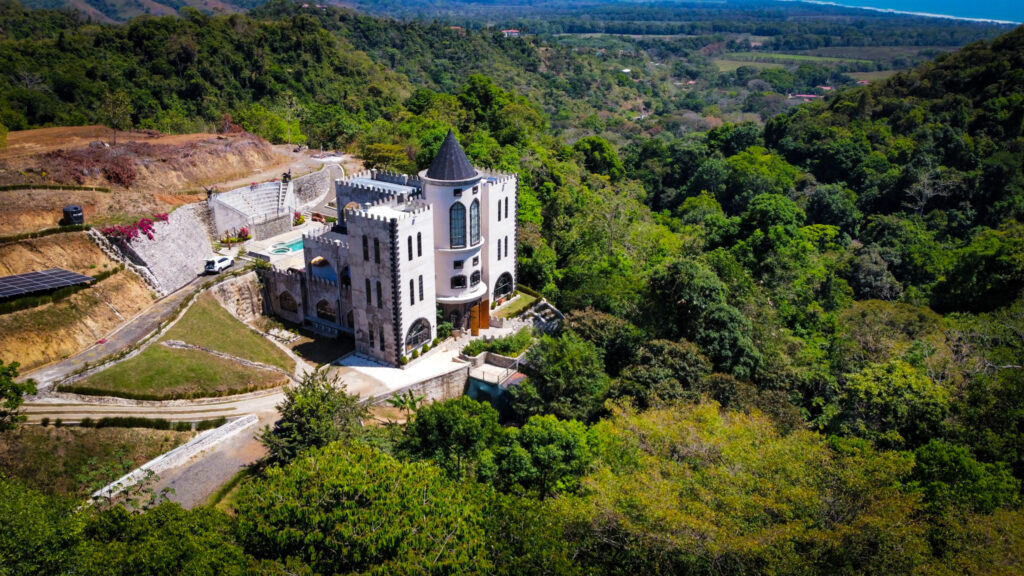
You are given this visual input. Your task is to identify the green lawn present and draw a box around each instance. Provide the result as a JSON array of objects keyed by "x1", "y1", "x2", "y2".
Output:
[
  {"x1": 0, "y1": 426, "x2": 193, "y2": 497},
  {"x1": 162, "y1": 292, "x2": 294, "y2": 370},
  {"x1": 68, "y1": 345, "x2": 288, "y2": 400},
  {"x1": 714, "y1": 59, "x2": 783, "y2": 72},
  {"x1": 724, "y1": 51, "x2": 872, "y2": 65},
  {"x1": 496, "y1": 291, "x2": 538, "y2": 319}
]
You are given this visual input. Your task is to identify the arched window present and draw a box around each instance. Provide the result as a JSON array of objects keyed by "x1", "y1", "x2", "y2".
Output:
[
  {"x1": 494, "y1": 272, "x2": 513, "y2": 299},
  {"x1": 470, "y1": 199, "x2": 480, "y2": 245},
  {"x1": 470, "y1": 270, "x2": 481, "y2": 286},
  {"x1": 407, "y1": 236, "x2": 413, "y2": 260},
  {"x1": 451, "y1": 275, "x2": 467, "y2": 289},
  {"x1": 450, "y1": 203, "x2": 466, "y2": 248},
  {"x1": 417, "y1": 232, "x2": 422, "y2": 256},
  {"x1": 405, "y1": 318, "x2": 431, "y2": 350},
  {"x1": 279, "y1": 291, "x2": 298, "y2": 313},
  {"x1": 316, "y1": 299, "x2": 336, "y2": 322}
]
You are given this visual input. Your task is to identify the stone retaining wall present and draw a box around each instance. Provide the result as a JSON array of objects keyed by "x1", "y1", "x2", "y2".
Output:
[
  {"x1": 115, "y1": 204, "x2": 214, "y2": 294},
  {"x1": 294, "y1": 167, "x2": 331, "y2": 205},
  {"x1": 210, "y1": 271, "x2": 263, "y2": 324}
]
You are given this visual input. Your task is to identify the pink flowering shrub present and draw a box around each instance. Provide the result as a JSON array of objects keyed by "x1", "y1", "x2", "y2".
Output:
[{"x1": 100, "y1": 213, "x2": 169, "y2": 244}]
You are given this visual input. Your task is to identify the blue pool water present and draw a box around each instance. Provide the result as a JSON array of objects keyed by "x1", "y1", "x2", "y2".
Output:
[{"x1": 270, "y1": 238, "x2": 305, "y2": 254}]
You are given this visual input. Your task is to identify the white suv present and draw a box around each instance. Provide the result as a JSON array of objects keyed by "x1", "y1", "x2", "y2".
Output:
[{"x1": 205, "y1": 256, "x2": 234, "y2": 274}]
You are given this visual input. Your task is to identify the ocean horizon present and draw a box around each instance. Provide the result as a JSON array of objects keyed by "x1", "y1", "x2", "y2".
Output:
[{"x1": 786, "y1": 0, "x2": 1023, "y2": 25}]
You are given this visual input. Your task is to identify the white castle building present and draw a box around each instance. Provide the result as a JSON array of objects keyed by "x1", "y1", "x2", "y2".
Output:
[{"x1": 262, "y1": 130, "x2": 518, "y2": 365}]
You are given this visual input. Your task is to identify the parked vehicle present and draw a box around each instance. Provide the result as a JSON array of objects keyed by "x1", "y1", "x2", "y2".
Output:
[{"x1": 205, "y1": 256, "x2": 234, "y2": 274}]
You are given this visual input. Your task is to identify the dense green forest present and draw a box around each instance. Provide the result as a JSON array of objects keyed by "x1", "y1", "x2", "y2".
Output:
[{"x1": 2, "y1": 0, "x2": 1024, "y2": 573}]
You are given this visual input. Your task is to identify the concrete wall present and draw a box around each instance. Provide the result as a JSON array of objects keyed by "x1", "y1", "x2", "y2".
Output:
[
  {"x1": 250, "y1": 213, "x2": 292, "y2": 240},
  {"x1": 115, "y1": 203, "x2": 214, "y2": 294},
  {"x1": 481, "y1": 172, "x2": 518, "y2": 302},
  {"x1": 370, "y1": 364, "x2": 470, "y2": 405},
  {"x1": 393, "y1": 207, "x2": 437, "y2": 357}
]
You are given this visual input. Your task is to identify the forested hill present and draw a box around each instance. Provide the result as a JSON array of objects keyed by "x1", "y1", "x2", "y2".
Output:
[
  {"x1": 764, "y1": 25, "x2": 1024, "y2": 311},
  {"x1": 3, "y1": 2, "x2": 1024, "y2": 574}
]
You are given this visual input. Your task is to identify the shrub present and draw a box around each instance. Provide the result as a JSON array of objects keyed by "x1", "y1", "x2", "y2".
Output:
[
  {"x1": 422, "y1": 343, "x2": 430, "y2": 353},
  {"x1": 196, "y1": 417, "x2": 228, "y2": 431},
  {"x1": 437, "y1": 322, "x2": 453, "y2": 340},
  {"x1": 54, "y1": 419, "x2": 63, "y2": 428},
  {"x1": 79, "y1": 417, "x2": 94, "y2": 428},
  {"x1": 412, "y1": 349, "x2": 420, "y2": 359},
  {"x1": 40, "y1": 417, "x2": 50, "y2": 427},
  {"x1": 400, "y1": 355, "x2": 409, "y2": 365},
  {"x1": 432, "y1": 337, "x2": 440, "y2": 346},
  {"x1": 462, "y1": 327, "x2": 534, "y2": 357}
]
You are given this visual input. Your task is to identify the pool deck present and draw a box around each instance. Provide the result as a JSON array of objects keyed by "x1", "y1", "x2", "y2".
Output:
[{"x1": 246, "y1": 223, "x2": 327, "y2": 269}]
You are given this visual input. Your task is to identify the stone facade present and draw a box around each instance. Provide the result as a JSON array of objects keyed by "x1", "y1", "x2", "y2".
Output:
[{"x1": 260, "y1": 131, "x2": 517, "y2": 366}]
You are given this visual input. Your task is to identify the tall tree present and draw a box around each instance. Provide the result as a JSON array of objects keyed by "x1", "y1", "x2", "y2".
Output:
[
  {"x1": 0, "y1": 359, "x2": 35, "y2": 431},
  {"x1": 98, "y1": 90, "x2": 132, "y2": 145}
]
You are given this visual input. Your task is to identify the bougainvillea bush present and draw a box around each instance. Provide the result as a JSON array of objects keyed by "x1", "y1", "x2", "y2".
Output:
[{"x1": 101, "y1": 213, "x2": 169, "y2": 244}]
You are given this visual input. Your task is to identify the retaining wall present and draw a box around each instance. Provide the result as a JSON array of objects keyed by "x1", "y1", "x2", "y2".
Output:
[
  {"x1": 91, "y1": 415, "x2": 259, "y2": 501},
  {"x1": 115, "y1": 204, "x2": 214, "y2": 294},
  {"x1": 370, "y1": 364, "x2": 470, "y2": 405}
]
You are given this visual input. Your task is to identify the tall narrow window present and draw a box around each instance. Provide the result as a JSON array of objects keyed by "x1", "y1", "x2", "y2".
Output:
[
  {"x1": 407, "y1": 236, "x2": 413, "y2": 261},
  {"x1": 379, "y1": 327, "x2": 385, "y2": 351},
  {"x1": 497, "y1": 242, "x2": 501, "y2": 261},
  {"x1": 505, "y1": 236, "x2": 509, "y2": 258},
  {"x1": 417, "y1": 232, "x2": 422, "y2": 256},
  {"x1": 362, "y1": 235, "x2": 369, "y2": 261},
  {"x1": 450, "y1": 203, "x2": 466, "y2": 248},
  {"x1": 497, "y1": 199, "x2": 502, "y2": 222},
  {"x1": 365, "y1": 278, "x2": 371, "y2": 305},
  {"x1": 418, "y1": 275, "x2": 424, "y2": 301},
  {"x1": 505, "y1": 197, "x2": 509, "y2": 220},
  {"x1": 470, "y1": 199, "x2": 480, "y2": 245},
  {"x1": 410, "y1": 279, "x2": 415, "y2": 305},
  {"x1": 373, "y1": 238, "x2": 380, "y2": 264},
  {"x1": 376, "y1": 281, "x2": 383, "y2": 308},
  {"x1": 369, "y1": 325, "x2": 375, "y2": 348}
]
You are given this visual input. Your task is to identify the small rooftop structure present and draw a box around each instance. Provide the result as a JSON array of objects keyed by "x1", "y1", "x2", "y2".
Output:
[
  {"x1": 425, "y1": 129, "x2": 478, "y2": 181},
  {"x1": 501, "y1": 29, "x2": 520, "y2": 38}
]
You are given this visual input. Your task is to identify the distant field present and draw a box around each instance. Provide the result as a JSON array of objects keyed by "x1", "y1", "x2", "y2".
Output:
[
  {"x1": 714, "y1": 59, "x2": 783, "y2": 72},
  {"x1": 848, "y1": 70, "x2": 904, "y2": 82},
  {"x1": 163, "y1": 292, "x2": 294, "y2": 370},
  {"x1": 0, "y1": 425, "x2": 193, "y2": 497},
  {"x1": 724, "y1": 51, "x2": 873, "y2": 65},
  {"x1": 792, "y1": 46, "x2": 954, "y2": 60}
]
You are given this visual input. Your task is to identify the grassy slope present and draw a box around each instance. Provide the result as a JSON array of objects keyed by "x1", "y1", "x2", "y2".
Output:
[
  {"x1": 0, "y1": 426, "x2": 193, "y2": 497},
  {"x1": 75, "y1": 345, "x2": 287, "y2": 399},
  {"x1": 162, "y1": 292, "x2": 294, "y2": 370}
]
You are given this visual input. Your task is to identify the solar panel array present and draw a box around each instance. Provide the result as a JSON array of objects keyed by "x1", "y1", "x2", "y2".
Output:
[{"x1": 0, "y1": 268, "x2": 94, "y2": 299}]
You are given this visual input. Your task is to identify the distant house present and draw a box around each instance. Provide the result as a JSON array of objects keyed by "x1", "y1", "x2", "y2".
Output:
[{"x1": 501, "y1": 29, "x2": 520, "y2": 38}]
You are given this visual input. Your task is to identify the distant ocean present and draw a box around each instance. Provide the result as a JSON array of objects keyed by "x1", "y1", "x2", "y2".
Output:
[{"x1": 789, "y1": 0, "x2": 1024, "y2": 24}]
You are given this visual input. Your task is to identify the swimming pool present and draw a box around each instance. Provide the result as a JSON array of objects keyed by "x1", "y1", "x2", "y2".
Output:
[{"x1": 270, "y1": 238, "x2": 305, "y2": 254}]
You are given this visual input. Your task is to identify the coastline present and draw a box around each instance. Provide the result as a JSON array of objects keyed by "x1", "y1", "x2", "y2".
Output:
[{"x1": 785, "y1": 0, "x2": 1022, "y2": 25}]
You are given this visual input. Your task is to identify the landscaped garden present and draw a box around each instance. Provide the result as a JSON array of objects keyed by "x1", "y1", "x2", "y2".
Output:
[
  {"x1": 462, "y1": 327, "x2": 534, "y2": 357},
  {"x1": 494, "y1": 290, "x2": 537, "y2": 319}
]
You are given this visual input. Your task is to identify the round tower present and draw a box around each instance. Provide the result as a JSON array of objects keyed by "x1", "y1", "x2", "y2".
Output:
[{"x1": 420, "y1": 129, "x2": 488, "y2": 329}]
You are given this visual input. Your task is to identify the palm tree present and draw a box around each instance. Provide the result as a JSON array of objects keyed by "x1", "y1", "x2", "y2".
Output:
[{"x1": 386, "y1": 389, "x2": 426, "y2": 425}]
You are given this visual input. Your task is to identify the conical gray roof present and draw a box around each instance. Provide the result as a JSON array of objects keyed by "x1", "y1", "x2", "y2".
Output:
[{"x1": 426, "y1": 129, "x2": 477, "y2": 181}]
